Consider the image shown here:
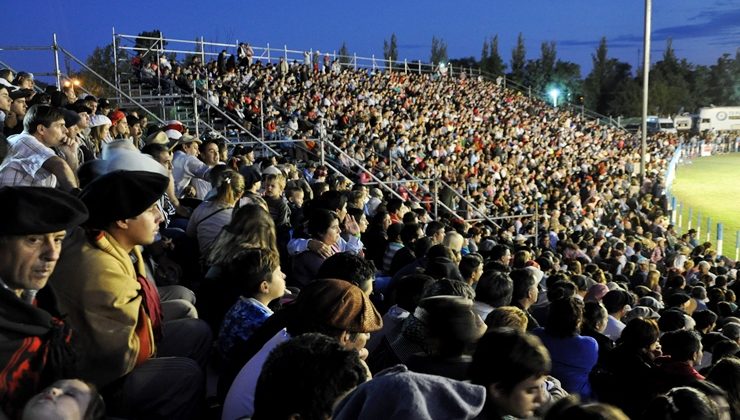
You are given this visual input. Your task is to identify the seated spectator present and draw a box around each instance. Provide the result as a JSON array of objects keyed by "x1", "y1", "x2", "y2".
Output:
[
  {"x1": 473, "y1": 270, "x2": 513, "y2": 320},
  {"x1": 186, "y1": 167, "x2": 244, "y2": 254},
  {"x1": 653, "y1": 329, "x2": 705, "y2": 394},
  {"x1": 642, "y1": 386, "x2": 720, "y2": 420},
  {"x1": 602, "y1": 290, "x2": 631, "y2": 341},
  {"x1": 459, "y1": 252, "x2": 484, "y2": 287},
  {"x1": 469, "y1": 328, "x2": 552, "y2": 419},
  {"x1": 544, "y1": 395, "x2": 628, "y2": 420},
  {"x1": 222, "y1": 279, "x2": 382, "y2": 419},
  {"x1": 190, "y1": 139, "x2": 222, "y2": 199},
  {"x1": 252, "y1": 333, "x2": 369, "y2": 420},
  {"x1": 0, "y1": 187, "x2": 87, "y2": 417},
  {"x1": 366, "y1": 279, "x2": 474, "y2": 373},
  {"x1": 405, "y1": 296, "x2": 487, "y2": 380},
  {"x1": 172, "y1": 134, "x2": 210, "y2": 197},
  {"x1": 333, "y1": 365, "x2": 486, "y2": 420},
  {"x1": 366, "y1": 273, "x2": 436, "y2": 353},
  {"x1": 509, "y1": 268, "x2": 541, "y2": 331},
  {"x1": 533, "y1": 296, "x2": 599, "y2": 398},
  {"x1": 316, "y1": 252, "x2": 376, "y2": 295},
  {"x1": 50, "y1": 168, "x2": 211, "y2": 419},
  {"x1": 217, "y1": 248, "x2": 285, "y2": 365},
  {"x1": 0, "y1": 105, "x2": 78, "y2": 190},
  {"x1": 485, "y1": 306, "x2": 529, "y2": 332},
  {"x1": 595, "y1": 317, "x2": 660, "y2": 418},
  {"x1": 21, "y1": 379, "x2": 105, "y2": 420},
  {"x1": 201, "y1": 204, "x2": 279, "y2": 331},
  {"x1": 706, "y1": 357, "x2": 740, "y2": 420},
  {"x1": 291, "y1": 209, "x2": 341, "y2": 287},
  {"x1": 581, "y1": 301, "x2": 615, "y2": 363}
]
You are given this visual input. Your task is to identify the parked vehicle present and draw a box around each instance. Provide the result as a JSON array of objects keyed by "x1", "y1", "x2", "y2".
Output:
[{"x1": 693, "y1": 106, "x2": 740, "y2": 132}]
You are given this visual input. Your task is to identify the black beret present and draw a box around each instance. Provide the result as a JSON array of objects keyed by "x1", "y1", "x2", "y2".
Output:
[
  {"x1": 62, "y1": 108, "x2": 81, "y2": 127},
  {"x1": 666, "y1": 292, "x2": 690, "y2": 308},
  {"x1": 80, "y1": 171, "x2": 168, "y2": 228},
  {"x1": 0, "y1": 187, "x2": 88, "y2": 235},
  {"x1": 67, "y1": 101, "x2": 93, "y2": 114},
  {"x1": 602, "y1": 290, "x2": 629, "y2": 313},
  {"x1": 9, "y1": 88, "x2": 33, "y2": 101}
]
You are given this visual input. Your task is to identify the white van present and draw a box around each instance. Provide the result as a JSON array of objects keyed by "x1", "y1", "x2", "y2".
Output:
[{"x1": 694, "y1": 106, "x2": 740, "y2": 132}]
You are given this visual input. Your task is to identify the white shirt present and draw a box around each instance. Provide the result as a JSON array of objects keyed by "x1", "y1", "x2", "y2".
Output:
[
  {"x1": 0, "y1": 133, "x2": 57, "y2": 187},
  {"x1": 221, "y1": 329, "x2": 290, "y2": 420},
  {"x1": 604, "y1": 315, "x2": 626, "y2": 341},
  {"x1": 172, "y1": 150, "x2": 210, "y2": 196}
]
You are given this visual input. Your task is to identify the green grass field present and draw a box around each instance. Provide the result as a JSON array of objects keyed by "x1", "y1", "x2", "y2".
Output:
[{"x1": 670, "y1": 153, "x2": 740, "y2": 258}]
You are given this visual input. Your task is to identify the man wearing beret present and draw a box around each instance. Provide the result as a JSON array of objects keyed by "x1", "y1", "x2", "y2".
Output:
[
  {"x1": 0, "y1": 104, "x2": 79, "y2": 191},
  {"x1": 0, "y1": 186, "x2": 88, "y2": 417},
  {"x1": 50, "y1": 169, "x2": 210, "y2": 419}
]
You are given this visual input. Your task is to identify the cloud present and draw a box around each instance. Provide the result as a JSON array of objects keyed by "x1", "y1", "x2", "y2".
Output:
[
  {"x1": 654, "y1": 8, "x2": 740, "y2": 41},
  {"x1": 559, "y1": 7, "x2": 740, "y2": 50}
]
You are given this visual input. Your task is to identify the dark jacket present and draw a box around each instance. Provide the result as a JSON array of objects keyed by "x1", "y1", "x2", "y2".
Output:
[{"x1": 0, "y1": 287, "x2": 76, "y2": 417}]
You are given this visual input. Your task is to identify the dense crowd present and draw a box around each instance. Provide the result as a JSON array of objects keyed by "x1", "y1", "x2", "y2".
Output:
[{"x1": 0, "y1": 46, "x2": 739, "y2": 420}]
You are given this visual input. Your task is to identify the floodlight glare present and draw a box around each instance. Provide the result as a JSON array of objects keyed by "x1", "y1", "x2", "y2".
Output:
[{"x1": 549, "y1": 89, "x2": 560, "y2": 107}]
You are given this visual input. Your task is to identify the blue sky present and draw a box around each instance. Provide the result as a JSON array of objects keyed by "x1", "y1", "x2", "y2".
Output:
[{"x1": 2, "y1": 0, "x2": 738, "y2": 85}]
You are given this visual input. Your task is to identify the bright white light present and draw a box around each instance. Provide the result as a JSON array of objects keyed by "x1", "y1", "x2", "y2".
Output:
[{"x1": 548, "y1": 89, "x2": 560, "y2": 106}]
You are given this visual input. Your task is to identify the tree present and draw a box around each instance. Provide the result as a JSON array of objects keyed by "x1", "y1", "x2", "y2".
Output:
[
  {"x1": 523, "y1": 41, "x2": 558, "y2": 94},
  {"x1": 338, "y1": 41, "x2": 351, "y2": 65},
  {"x1": 583, "y1": 37, "x2": 634, "y2": 115},
  {"x1": 552, "y1": 60, "x2": 582, "y2": 103},
  {"x1": 430, "y1": 36, "x2": 448, "y2": 64},
  {"x1": 481, "y1": 39, "x2": 490, "y2": 72},
  {"x1": 706, "y1": 53, "x2": 739, "y2": 105},
  {"x1": 135, "y1": 30, "x2": 166, "y2": 54},
  {"x1": 383, "y1": 33, "x2": 398, "y2": 69},
  {"x1": 73, "y1": 43, "x2": 129, "y2": 97},
  {"x1": 510, "y1": 33, "x2": 526, "y2": 83},
  {"x1": 487, "y1": 35, "x2": 506, "y2": 77}
]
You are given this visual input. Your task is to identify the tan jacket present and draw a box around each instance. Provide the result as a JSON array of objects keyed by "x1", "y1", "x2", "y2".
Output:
[{"x1": 50, "y1": 228, "x2": 155, "y2": 386}]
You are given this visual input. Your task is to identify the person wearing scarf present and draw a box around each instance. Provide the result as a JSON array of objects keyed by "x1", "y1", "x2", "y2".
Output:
[{"x1": 0, "y1": 186, "x2": 88, "y2": 417}]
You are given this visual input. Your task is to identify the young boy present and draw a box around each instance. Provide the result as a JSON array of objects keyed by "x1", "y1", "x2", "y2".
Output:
[{"x1": 217, "y1": 248, "x2": 286, "y2": 363}]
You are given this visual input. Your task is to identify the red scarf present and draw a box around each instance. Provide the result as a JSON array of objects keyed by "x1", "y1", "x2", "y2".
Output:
[{"x1": 135, "y1": 275, "x2": 163, "y2": 341}]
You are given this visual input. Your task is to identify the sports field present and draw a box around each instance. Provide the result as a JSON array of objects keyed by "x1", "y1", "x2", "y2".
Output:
[{"x1": 670, "y1": 153, "x2": 740, "y2": 258}]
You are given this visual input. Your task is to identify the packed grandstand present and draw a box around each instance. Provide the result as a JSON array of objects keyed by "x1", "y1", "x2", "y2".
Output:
[{"x1": 0, "y1": 36, "x2": 739, "y2": 420}]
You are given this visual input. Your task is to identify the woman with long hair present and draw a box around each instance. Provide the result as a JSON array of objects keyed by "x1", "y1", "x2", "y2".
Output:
[
  {"x1": 200, "y1": 204, "x2": 279, "y2": 332},
  {"x1": 186, "y1": 167, "x2": 244, "y2": 255},
  {"x1": 532, "y1": 297, "x2": 599, "y2": 399}
]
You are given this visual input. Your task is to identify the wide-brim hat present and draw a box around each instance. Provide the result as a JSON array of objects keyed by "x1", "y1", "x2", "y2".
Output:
[
  {"x1": 80, "y1": 170, "x2": 168, "y2": 229},
  {"x1": 0, "y1": 186, "x2": 88, "y2": 235}
]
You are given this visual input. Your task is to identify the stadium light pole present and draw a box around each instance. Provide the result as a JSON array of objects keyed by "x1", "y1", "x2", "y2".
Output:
[{"x1": 640, "y1": 0, "x2": 652, "y2": 184}]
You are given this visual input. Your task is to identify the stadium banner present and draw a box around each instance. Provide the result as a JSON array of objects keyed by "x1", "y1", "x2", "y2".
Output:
[{"x1": 700, "y1": 144, "x2": 712, "y2": 157}]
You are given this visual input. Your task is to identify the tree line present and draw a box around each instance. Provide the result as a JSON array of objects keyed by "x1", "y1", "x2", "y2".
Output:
[{"x1": 381, "y1": 33, "x2": 740, "y2": 118}]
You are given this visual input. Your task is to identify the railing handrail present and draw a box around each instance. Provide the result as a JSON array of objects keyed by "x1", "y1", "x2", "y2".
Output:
[{"x1": 58, "y1": 46, "x2": 166, "y2": 125}]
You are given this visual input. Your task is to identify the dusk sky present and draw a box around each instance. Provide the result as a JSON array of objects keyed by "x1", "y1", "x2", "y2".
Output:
[{"x1": 2, "y1": 0, "x2": 738, "y2": 86}]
